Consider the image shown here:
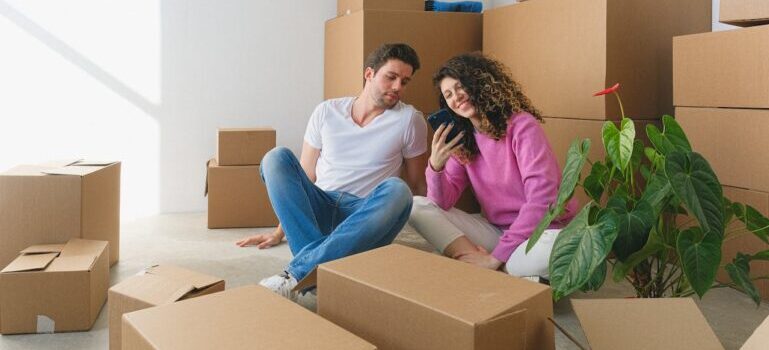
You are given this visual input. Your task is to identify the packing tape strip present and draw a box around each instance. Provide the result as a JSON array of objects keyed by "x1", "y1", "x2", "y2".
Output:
[{"x1": 36, "y1": 315, "x2": 55, "y2": 334}]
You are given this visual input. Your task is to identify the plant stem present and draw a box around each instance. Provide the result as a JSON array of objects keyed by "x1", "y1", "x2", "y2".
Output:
[{"x1": 614, "y1": 92, "x2": 626, "y2": 119}]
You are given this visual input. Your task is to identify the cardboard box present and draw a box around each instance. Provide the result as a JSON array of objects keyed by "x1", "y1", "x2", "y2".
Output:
[
  {"x1": 720, "y1": 186, "x2": 769, "y2": 301},
  {"x1": 673, "y1": 26, "x2": 769, "y2": 109},
  {"x1": 205, "y1": 159, "x2": 278, "y2": 228},
  {"x1": 559, "y1": 298, "x2": 724, "y2": 350},
  {"x1": 540, "y1": 117, "x2": 660, "y2": 207},
  {"x1": 720, "y1": 0, "x2": 769, "y2": 27},
  {"x1": 0, "y1": 160, "x2": 121, "y2": 269},
  {"x1": 743, "y1": 315, "x2": 769, "y2": 350},
  {"x1": 337, "y1": 0, "x2": 424, "y2": 16},
  {"x1": 299, "y1": 244, "x2": 540, "y2": 350},
  {"x1": 0, "y1": 239, "x2": 109, "y2": 334},
  {"x1": 483, "y1": 0, "x2": 711, "y2": 120},
  {"x1": 676, "y1": 107, "x2": 769, "y2": 192},
  {"x1": 216, "y1": 127, "x2": 275, "y2": 166},
  {"x1": 121, "y1": 285, "x2": 376, "y2": 350},
  {"x1": 108, "y1": 265, "x2": 225, "y2": 350}
]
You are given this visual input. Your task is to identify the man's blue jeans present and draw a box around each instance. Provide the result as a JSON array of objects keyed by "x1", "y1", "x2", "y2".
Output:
[{"x1": 260, "y1": 147, "x2": 413, "y2": 280}]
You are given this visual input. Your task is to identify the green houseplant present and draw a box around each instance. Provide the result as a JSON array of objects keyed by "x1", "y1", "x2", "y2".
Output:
[{"x1": 528, "y1": 83, "x2": 769, "y2": 304}]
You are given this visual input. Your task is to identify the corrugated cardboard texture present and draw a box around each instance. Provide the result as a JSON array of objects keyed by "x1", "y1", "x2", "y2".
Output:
[
  {"x1": 720, "y1": 0, "x2": 769, "y2": 27},
  {"x1": 742, "y1": 315, "x2": 769, "y2": 350},
  {"x1": 318, "y1": 244, "x2": 548, "y2": 350},
  {"x1": 720, "y1": 186, "x2": 769, "y2": 301},
  {"x1": 216, "y1": 128, "x2": 275, "y2": 166},
  {"x1": 673, "y1": 26, "x2": 769, "y2": 109},
  {"x1": 571, "y1": 298, "x2": 723, "y2": 350},
  {"x1": 676, "y1": 107, "x2": 769, "y2": 192},
  {"x1": 540, "y1": 117, "x2": 660, "y2": 207},
  {"x1": 325, "y1": 10, "x2": 482, "y2": 213},
  {"x1": 206, "y1": 159, "x2": 278, "y2": 228},
  {"x1": 0, "y1": 239, "x2": 108, "y2": 334},
  {"x1": 337, "y1": 0, "x2": 423, "y2": 16},
  {"x1": 108, "y1": 265, "x2": 225, "y2": 350},
  {"x1": 0, "y1": 161, "x2": 120, "y2": 268},
  {"x1": 122, "y1": 285, "x2": 376, "y2": 350},
  {"x1": 483, "y1": 0, "x2": 711, "y2": 120}
]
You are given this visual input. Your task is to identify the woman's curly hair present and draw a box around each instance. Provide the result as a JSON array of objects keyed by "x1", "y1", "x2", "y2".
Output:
[{"x1": 433, "y1": 52, "x2": 543, "y2": 163}]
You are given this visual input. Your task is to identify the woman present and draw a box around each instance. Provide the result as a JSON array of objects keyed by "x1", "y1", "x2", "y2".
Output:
[{"x1": 408, "y1": 52, "x2": 577, "y2": 279}]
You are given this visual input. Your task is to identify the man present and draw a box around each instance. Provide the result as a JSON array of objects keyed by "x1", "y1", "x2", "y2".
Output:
[{"x1": 236, "y1": 43, "x2": 428, "y2": 300}]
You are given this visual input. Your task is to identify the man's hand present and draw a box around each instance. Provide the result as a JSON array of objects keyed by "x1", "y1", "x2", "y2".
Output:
[
  {"x1": 456, "y1": 245, "x2": 503, "y2": 270},
  {"x1": 236, "y1": 229, "x2": 284, "y2": 249}
]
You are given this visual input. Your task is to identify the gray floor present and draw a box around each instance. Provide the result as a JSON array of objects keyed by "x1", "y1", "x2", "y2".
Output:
[{"x1": 1, "y1": 212, "x2": 767, "y2": 349}]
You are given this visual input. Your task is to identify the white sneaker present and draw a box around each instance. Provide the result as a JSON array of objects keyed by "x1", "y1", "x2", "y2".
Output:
[{"x1": 259, "y1": 271, "x2": 299, "y2": 302}]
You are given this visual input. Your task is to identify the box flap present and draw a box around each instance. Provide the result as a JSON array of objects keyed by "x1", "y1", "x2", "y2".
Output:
[
  {"x1": 742, "y1": 315, "x2": 769, "y2": 350},
  {"x1": 475, "y1": 308, "x2": 527, "y2": 349},
  {"x1": 111, "y1": 265, "x2": 224, "y2": 305},
  {"x1": 319, "y1": 244, "x2": 550, "y2": 324},
  {"x1": 293, "y1": 268, "x2": 317, "y2": 292},
  {"x1": 549, "y1": 317, "x2": 588, "y2": 350},
  {"x1": 1, "y1": 252, "x2": 59, "y2": 273},
  {"x1": 572, "y1": 298, "x2": 724, "y2": 350},
  {"x1": 122, "y1": 285, "x2": 376, "y2": 349},
  {"x1": 42, "y1": 165, "x2": 105, "y2": 176},
  {"x1": 59, "y1": 239, "x2": 108, "y2": 258},
  {"x1": 74, "y1": 160, "x2": 118, "y2": 166},
  {"x1": 46, "y1": 255, "x2": 97, "y2": 272},
  {"x1": 0, "y1": 165, "x2": 54, "y2": 176},
  {"x1": 204, "y1": 158, "x2": 216, "y2": 196},
  {"x1": 145, "y1": 265, "x2": 224, "y2": 291},
  {"x1": 20, "y1": 244, "x2": 65, "y2": 255},
  {"x1": 36, "y1": 159, "x2": 83, "y2": 167}
]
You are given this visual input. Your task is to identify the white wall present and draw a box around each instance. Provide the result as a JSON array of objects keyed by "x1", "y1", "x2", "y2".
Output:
[{"x1": 0, "y1": 0, "x2": 732, "y2": 219}]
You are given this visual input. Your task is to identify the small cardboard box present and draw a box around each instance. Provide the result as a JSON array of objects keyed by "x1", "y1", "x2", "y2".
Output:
[
  {"x1": 676, "y1": 107, "x2": 769, "y2": 192},
  {"x1": 216, "y1": 127, "x2": 275, "y2": 166},
  {"x1": 337, "y1": 0, "x2": 424, "y2": 16},
  {"x1": 720, "y1": 0, "x2": 769, "y2": 27},
  {"x1": 483, "y1": 0, "x2": 711, "y2": 120},
  {"x1": 673, "y1": 26, "x2": 769, "y2": 109},
  {"x1": 0, "y1": 239, "x2": 109, "y2": 334},
  {"x1": 0, "y1": 160, "x2": 121, "y2": 268},
  {"x1": 205, "y1": 159, "x2": 278, "y2": 228},
  {"x1": 298, "y1": 244, "x2": 540, "y2": 350},
  {"x1": 108, "y1": 265, "x2": 225, "y2": 350},
  {"x1": 559, "y1": 298, "x2": 724, "y2": 350},
  {"x1": 121, "y1": 285, "x2": 376, "y2": 350}
]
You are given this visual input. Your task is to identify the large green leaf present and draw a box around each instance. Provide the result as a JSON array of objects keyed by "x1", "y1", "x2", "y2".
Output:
[
  {"x1": 581, "y1": 260, "x2": 607, "y2": 292},
  {"x1": 677, "y1": 227, "x2": 722, "y2": 298},
  {"x1": 725, "y1": 253, "x2": 761, "y2": 306},
  {"x1": 602, "y1": 119, "x2": 635, "y2": 173},
  {"x1": 753, "y1": 250, "x2": 769, "y2": 261},
  {"x1": 646, "y1": 115, "x2": 692, "y2": 156},
  {"x1": 527, "y1": 139, "x2": 591, "y2": 252},
  {"x1": 639, "y1": 173, "x2": 672, "y2": 217},
  {"x1": 630, "y1": 139, "x2": 644, "y2": 172},
  {"x1": 608, "y1": 197, "x2": 655, "y2": 261},
  {"x1": 734, "y1": 203, "x2": 769, "y2": 244},
  {"x1": 549, "y1": 206, "x2": 619, "y2": 300},
  {"x1": 612, "y1": 228, "x2": 666, "y2": 282},
  {"x1": 665, "y1": 151, "x2": 724, "y2": 236},
  {"x1": 583, "y1": 162, "x2": 609, "y2": 203}
]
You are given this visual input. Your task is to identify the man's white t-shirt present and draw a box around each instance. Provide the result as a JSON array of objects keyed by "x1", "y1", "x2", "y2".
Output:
[{"x1": 304, "y1": 97, "x2": 428, "y2": 197}]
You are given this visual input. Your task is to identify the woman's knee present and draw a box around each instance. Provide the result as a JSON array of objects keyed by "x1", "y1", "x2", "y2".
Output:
[{"x1": 410, "y1": 196, "x2": 440, "y2": 217}]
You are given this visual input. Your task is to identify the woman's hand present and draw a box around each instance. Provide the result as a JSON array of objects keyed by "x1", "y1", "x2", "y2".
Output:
[
  {"x1": 429, "y1": 122, "x2": 465, "y2": 171},
  {"x1": 236, "y1": 229, "x2": 284, "y2": 249},
  {"x1": 456, "y1": 245, "x2": 503, "y2": 270}
]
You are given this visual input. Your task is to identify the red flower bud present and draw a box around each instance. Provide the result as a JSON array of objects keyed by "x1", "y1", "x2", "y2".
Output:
[{"x1": 593, "y1": 83, "x2": 620, "y2": 96}]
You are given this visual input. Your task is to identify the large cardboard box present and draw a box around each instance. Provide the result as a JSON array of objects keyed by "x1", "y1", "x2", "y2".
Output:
[
  {"x1": 216, "y1": 127, "x2": 275, "y2": 166},
  {"x1": 540, "y1": 117, "x2": 660, "y2": 207},
  {"x1": 205, "y1": 159, "x2": 278, "y2": 228},
  {"x1": 720, "y1": 0, "x2": 769, "y2": 27},
  {"x1": 108, "y1": 265, "x2": 225, "y2": 350},
  {"x1": 121, "y1": 285, "x2": 376, "y2": 350},
  {"x1": 560, "y1": 298, "x2": 724, "y2": 349},
  {"x1": 0, "y1": 239, "x2": 109, "y2": 334},
  {"x1": 301, "y1": 244, "x2": 540, "y2": 350},
  {"x1": 0, "y1": 160, "x2": 121, "y2": 268},
  {"x1": 676, "y1": 107, "x2": 769, "y2": 192},
  {"x1": 483, "y1": 0, "x2": 711, "y2": 120},
  {"x1": 673, "y1": 26, "x2": 769, "y2": 109},
  {"x1": 720, "y1": 186, "x2": 769, "y2": 301},
  {"x1": 337, "y1": 0, "x2": 423, "y2": 16}
]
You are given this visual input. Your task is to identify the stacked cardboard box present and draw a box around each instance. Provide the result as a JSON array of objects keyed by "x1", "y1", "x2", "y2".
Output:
[
  {"x1": 206, "y1": 128, "x2": 278, "y2": 228},
  {"x1": 673, "y1": 22, "x2": 769, "y2": 300},
  {"x1": 0, "y1": 239, "x2": 109, "y2": 334},
  {"x1": 720, "y1": 0, "x2": 769, "y2": 27},
  {"x1": 483, "y1": 0, "x2": 711, "y2": 208},
  {"x1": 324, "y1": 5, "x2": 482, "y2": 213},
  {"x1": 296, "y1": 244, "x2": 548, "y2": 350},
  {"x1": 108, "y1": 265, "x2": 225, "y2": 350}
]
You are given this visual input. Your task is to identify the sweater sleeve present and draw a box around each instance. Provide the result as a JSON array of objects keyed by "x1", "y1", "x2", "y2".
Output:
[
  {"x1": 492, "y1": 116, "x2": 563, "y2": 262},
  {"x1": 425, "y1": 156, "x2": 469, "y2": 211}
]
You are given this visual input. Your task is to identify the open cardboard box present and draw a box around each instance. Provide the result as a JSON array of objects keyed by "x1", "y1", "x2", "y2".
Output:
[
  {"x1": 296, "y1": 244, "x2": 545, "y2": 350},
  {"x1": 555, "y1": 298, "x2": 769, "y2": 350}
]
